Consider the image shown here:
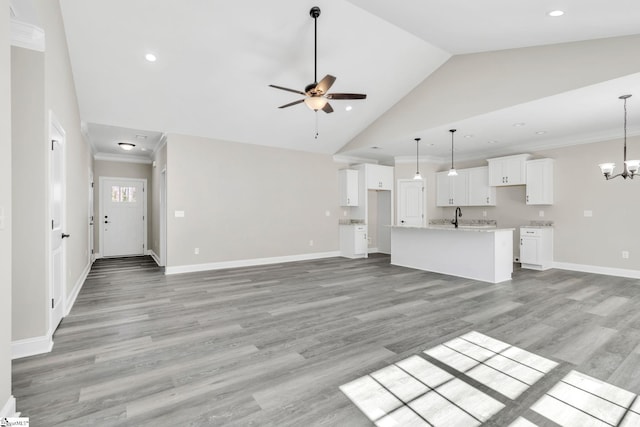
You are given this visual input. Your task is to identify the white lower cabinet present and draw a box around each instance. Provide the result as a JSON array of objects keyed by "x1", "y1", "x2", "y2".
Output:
[
  {"x1": 519, "y1": 227, "x2": 553, "y2": 270},
  {"x1": 340, "y1": 224, "x2": 368, "y2": 258}
]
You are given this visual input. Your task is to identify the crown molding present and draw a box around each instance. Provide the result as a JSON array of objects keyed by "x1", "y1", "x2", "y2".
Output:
[
  {"x1": 10, "y1": 18, "x2": 45, "y2": 52},
  {"x1": 333, "y1": 154, "x2": 379, "y2": 164},
  {"x1": 94, "y1": 152, "x2": 153, "y2": 164},
  {"x1": 394, "y1": 155, "x2": 444, "y2": 164}
]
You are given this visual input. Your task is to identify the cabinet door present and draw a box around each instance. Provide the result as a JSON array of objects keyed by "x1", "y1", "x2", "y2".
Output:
[
  {"x1": 467, "y1": 167, "x2": 496, "y2": 206},
  {"x1": 504, "y1": 157, "x2": 526, "y2": 185},
  {"x1": 520, "y1": 236, "x2": 539, "y2": 264},
  {"x1": 526, "y1": 159, "x2": 553, "y2": 205},
  {"x1": 366, "y1": 165, "x2": 393, "y2": 190},
  {"x1": 436, "y1": 172, "x2": 452, "y2": 206},
  {"x1": 451, "y1": 171, "x2": 468, "y2": 206},
  {"x1": 488, "y1": 160, "x2": 505, "y2": 186},
  {"x1": 339, "y1": 169, "x2": 359, "y2": 206},
  {"x1": 354, "y1": 228, "x2": 367, "y2": 254}
]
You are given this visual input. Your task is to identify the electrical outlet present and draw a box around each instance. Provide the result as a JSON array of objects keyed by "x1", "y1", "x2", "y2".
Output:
[
  {"x1": 539, "y1": 210, "x2": 545, "y2": 217},
  {"x1": 622, "y1": 251, "x2": 629, "y2": 259},
  {"x1": 325, "y1": 210, "x2": 331, "y2": 217},
  {"x1": 482, "y1": 210, "x2": 487, "y2": 217},
  {"x1": 309, "y1": 240, "x2": 314, "y2": 246},
  {"x1": 343, "y1": 211, "x2": 348, "y2": 216},
  {"x1": 584, "y1": 210, "x2": 593, "y2": 217},
  {"x1": 194, "y1": 248, "x2": 199, "y2": 255}
]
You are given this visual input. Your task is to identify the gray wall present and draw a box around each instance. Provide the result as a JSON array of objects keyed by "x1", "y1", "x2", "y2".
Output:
[
  {"x1": 341, "y1": 34, "x2": 640, "y2": 155},
  {"x1": 1, "y1": 0, "x2": 13, "y2": 413},
  {"x1": 11, "y1": 46, "x2": 48, "y2": 340},
  {"x1": 10, "y1": 0, "x2": 92, "y2": 345},
  {"x1": 396, "y1": 136, "x2": 640, "y2": 272},
  {"x1": 165, "y1": 134, "x2": 342, "y2": 268},
  {"x1": 93, "y1": 160, "x2": 153, "y2": 255}
]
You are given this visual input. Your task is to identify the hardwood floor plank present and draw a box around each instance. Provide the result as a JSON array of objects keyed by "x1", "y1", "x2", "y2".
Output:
[{"x1": 11, "y1": 254, "x2": 640, "y2": 426}]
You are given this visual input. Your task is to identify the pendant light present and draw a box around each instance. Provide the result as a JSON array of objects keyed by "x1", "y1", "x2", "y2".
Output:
[
  {"x1": 448, "y1": 129, "x2": 458, "y2": 177},
  {"x1": 599, "y1": 94, "x2": 639, "y2": 180},
  {"x1": 413, "y1": 137, "x2": 423, "y2": 180}
]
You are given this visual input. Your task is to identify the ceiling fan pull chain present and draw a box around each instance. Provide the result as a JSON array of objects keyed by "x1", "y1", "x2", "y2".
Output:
[{"x1": 315, "y1": 111, "x2": 319, "y2": 139}]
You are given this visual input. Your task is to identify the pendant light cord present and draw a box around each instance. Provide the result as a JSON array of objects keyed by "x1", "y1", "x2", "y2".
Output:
[
  {"x1": 623, "y1": 96, "x2": 628, "y2": 164},
  {"x1": 450, "y1": 129, "x2": 456, "y2": 170},
  {"x1": 415, "y1": 138, "x2": 420, "y2": 174}
]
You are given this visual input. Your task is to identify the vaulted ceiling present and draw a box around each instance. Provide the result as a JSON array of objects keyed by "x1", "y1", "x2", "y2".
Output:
[{"x1": 32, "y1": 1, "x2": 640, "y2": 162}]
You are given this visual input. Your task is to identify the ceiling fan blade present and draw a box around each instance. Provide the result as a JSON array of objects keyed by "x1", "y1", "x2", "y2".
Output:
[
  {"x1": 278, "y1": 99, "x2": 305, "y2": 109},
  {"x1": 322, "y1": 102, "x2": 334, "y2": 114},
  {"x1": 269, "y1": 84, "x2": 305, "y2": 95},
  {"x1": 315, "y1": 75, "x2": 336, "y2": 94},
  {"x1": 326, "y1": 93, "x2": 367, "y2": 100}
]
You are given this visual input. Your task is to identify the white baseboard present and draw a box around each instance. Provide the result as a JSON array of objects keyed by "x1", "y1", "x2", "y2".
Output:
[
  {"x1": 148, "y1": 249, "x2": 161, "y2": 267},
  {"x1": 12, "y1": 334, "x2": 53, "y2": 359},
  {"x1": 165, "y1": 251, "x2": 341, "y2": 275},
  {"x1": 65, "y1": 260, "x2": 91, "y2": 316},
  {"x1": 553, "y1": 262, "x2": 640, "y2": 280},
  {"x1": 94, "y1": 252, "x2": 102, "y2": 259},
  {"x1": 0, "y1": 395, "x2": 17, "y2": 418}
]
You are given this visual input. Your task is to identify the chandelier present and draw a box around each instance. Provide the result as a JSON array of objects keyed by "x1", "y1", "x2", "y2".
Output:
[{"x1": 599, "y1": 94, "x2": 639, "y2": 180}]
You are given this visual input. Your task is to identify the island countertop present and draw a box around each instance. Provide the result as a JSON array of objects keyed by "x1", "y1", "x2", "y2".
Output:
[{"x1": 389, "y1": 225, "x2": 515, "y2": 233}]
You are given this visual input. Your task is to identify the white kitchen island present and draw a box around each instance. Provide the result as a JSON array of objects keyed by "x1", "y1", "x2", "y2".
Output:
[{"x1": 390, "y1": 226, "x2": 514, "y2": 283}]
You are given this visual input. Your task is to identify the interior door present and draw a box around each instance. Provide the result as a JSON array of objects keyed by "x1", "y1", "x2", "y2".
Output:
[
  {"x1": 101, "y1": 178, "x2": 146, "y2": 257},
  {"x1": 398, "y1": 179, "x2": 424, "y2": 226},
  {"x1": 50, "y1": 131, "x2": 65, "y2": 331}
]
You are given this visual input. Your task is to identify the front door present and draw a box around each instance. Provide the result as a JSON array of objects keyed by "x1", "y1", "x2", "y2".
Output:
[{"x1": 101, "y1": 178, "x2": 146, "y2": 257}]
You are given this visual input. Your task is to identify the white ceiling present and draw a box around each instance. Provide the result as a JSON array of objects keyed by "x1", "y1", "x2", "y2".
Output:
[{"x1": 38, "y1": 1, "x2": 640, "y2": 162}]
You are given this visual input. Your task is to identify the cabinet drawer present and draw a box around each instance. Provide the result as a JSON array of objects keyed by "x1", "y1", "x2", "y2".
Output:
[{"x1": 521, "y1": 228, "x2": 542, "y2": 237}]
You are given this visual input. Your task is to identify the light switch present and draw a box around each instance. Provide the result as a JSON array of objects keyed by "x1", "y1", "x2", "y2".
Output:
[
  {"x1": 325, "y1": 210, "x2": 331, "y2": 217},
  {"x1": 175, "y1": 210, "x2": 185, "y2": 218},
  {"x1": 584, "y1": 210, "x2": 593, "y2": 217}
]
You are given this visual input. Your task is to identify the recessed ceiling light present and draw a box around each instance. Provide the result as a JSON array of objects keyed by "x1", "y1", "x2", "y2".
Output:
[
  {"x1": 513, "y1": 122, "x2": 526, "y2": 127},
  {"x1": 345, "y1": 105, "x2": 353, "y2": 111},
  {"x1": 464, "y1": 134, "x2": 473, "y2": 139},
  {"x1": 535, "y1": 131, "x2": 547, "y2": 135},
  {"x1": 370, "y1": 146, "x2": 380, "y2": 150},
  {"x1": 428, "y1": 143, "x2": 435, "y2": 147},
  {"x1": 135, "y1": 134, "x2": 148, "y2": 140},
  {"x1": 548, "y1": 10, "x2": 564, "y2": 17},
  {"x1": 487, "y1": 140, "x2": 498, "y2": 144},
  {"x1": 118, "y1": 142, "x2": 136, "y2": 151},
  {"x1": 145, "y1": 53, "x2": 157, "y2": 62},
  {"x1": 140, "y1": 148, "x2": 148, "y2": 152}
]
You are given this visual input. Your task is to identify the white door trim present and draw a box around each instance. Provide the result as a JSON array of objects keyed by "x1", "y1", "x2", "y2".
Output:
[
  {"x1": 160, "y1": 166, "x2": 167, "y2": 266},
  {"x1": 98, "y1": 176, "x2": 148, "y2": 257},
  {"x1": 49, "y1": 111, "x2": 66, "y2": 334}
]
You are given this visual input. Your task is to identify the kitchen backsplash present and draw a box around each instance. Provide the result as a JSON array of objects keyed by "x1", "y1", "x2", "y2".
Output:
[{"x1": 429, "y1": 219, "x2": 497, "y2": 226}]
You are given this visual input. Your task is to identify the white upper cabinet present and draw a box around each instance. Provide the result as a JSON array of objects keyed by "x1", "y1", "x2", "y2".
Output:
[
  {"x1": 436, "y1": 170, "x2": 468, "y2": 206},
  {"x1": 338, "y1": 169, "x2": 359, "y2": 206},
  {"x1": 487, "y1": 154, "x2": 531, "y2": 186},
  {"x1": 526, "y1": 159, "x2": 554, "y2": 205},
  {"x1": 467, "y1": 167, "x2": 496, "y2": 206},
  {"x1": 366, "y1": 164, "x2": 394, "y2": 190}
]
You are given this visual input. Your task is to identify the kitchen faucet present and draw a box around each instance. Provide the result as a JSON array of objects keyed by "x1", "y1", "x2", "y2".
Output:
[{"x1": 452, "y1": 206, "x2": 462, "y2": 228}]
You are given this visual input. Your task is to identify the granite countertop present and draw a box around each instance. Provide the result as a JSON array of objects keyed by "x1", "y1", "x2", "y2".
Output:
[
  {"x1": 521, "y1": 220, "x2": 554, "y2": 228},
  {"x1": 390, "y1": 225, "x2": 515, "y2": 233}
]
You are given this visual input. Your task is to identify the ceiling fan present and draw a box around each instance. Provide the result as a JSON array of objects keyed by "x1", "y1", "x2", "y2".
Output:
[{"x1": 269, "y1": 6, "x2": 367, "y2": 114}]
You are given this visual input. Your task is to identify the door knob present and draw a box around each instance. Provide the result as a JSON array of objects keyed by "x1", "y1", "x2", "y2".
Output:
[{"x1": 62, "y1": 233, "x2": 70, "y2": 239}]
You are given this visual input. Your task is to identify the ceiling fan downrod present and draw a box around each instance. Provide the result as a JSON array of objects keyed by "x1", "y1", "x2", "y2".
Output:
[{"x1": 310, "y1": 6, "x2": 320, "y2": 85}]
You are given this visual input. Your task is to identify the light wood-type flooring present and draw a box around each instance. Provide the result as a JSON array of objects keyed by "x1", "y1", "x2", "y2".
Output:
[{"x1": 12, "y1": 254, "x2": 640, "y2": 426}]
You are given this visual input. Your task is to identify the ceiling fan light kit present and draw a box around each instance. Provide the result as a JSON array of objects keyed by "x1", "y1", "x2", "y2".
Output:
[
  {"x1": 269, "y1": 6, "x2": 367, "y2": 115},
  {"x1": 599, "y1": 94, "x2": 638, "y2": 180}
]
